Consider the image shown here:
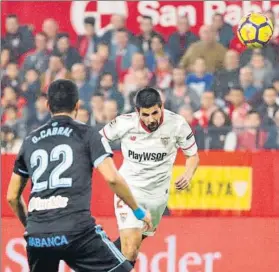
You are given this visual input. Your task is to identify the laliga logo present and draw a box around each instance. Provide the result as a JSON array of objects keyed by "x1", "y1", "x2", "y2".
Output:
[{"x1": 70, "y1": 1, "x2": 128, "y2": 36}]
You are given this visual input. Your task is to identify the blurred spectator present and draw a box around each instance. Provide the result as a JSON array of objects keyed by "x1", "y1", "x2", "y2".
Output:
[
  {"x1": 96, "y1": 43, "x2": 110, "y2": 63},
  {"x1": 168, "y1": 16, "x2": 199, "y2": 65},
  {"x1": 88, "y1": 53, "x2": 108, "y2": 91},
  {"x1": 1, "y1": 62, "x2": 21, "y2": 93},
  {"x1": 1, "y1": 86, "x2": 27, "y2": 121},
  {"x1": 122, "y1": 52, "x2": 152, "y2": 94},
  {"x1": 89, "y1": 93, "x2": 106, "y2": 127},
  {"x1": 207, "y1": 109, "x2": 237, "y2": 151},
  {"x1": 53, "y1": 33, "x2": 81, "y2": 70},
  {"x1": 1, "y1": 47, "x2": 15, "y2": 79},
  {"x1": 103, "y1": 99, "x2": 121, "y2": 149},
  {"x1": 71, "y1": 63, "x2": 93, "y2": 108},
  {"x1": 247, "y1": 52, "x2": 273, "y2": 89},
  {"x1": 21, "y1": 68, "x2": 41, "y2": 108},
  {"x1": 240, "y1": 46, "x2": 278, "y2": 68},
  {"x1": 180, "y1": 25, "x2": 227, "y2": 73},
  {"x1": 264, "y1": 110, "x2": 279, "y2": 149},
  {"x1": 109, "y1": 28, "x2": 139, "y2": 78},
  {"x1": 22, "y1": 32, "x2": 49, "y2": 75},
  {"x1": 104, "y1": 99, "x2": 118, "y2": 122},
  {"x1": 42, "y1": 18, "x2": 58, "y2": 51},
  {"x1": 257, "y1": 87, "x2": 279, "y2": 126},
  {"x1": 41, "y1": 54, "x2": 70, "y2": 92},
  {"x1": 76, "y1": 106, "x2": 90, "y2": 124},
  {"x1": 186, "y1": 57, "x2": 214, "y2": 98},
  {"x1": 145, "y1": 35, "x2": 172, "y2": 72},
  {"x1": 1, "y1": 126, "x2": 22, "y2": 154},
  {"x1": 236, "y1": 110, "x2": 267, "y2": 151},
  {"x1": 2, "y1": 14, "x2": 34, "y2": 60},
  {"x1": 137, "y1": 16, "x2": 163, "y2": 53},
  {"x1": 2, "y1": 105, "x2": 26, "y2": 139},
  {"x1": 264, "y1": 10, "x2": 279, "y2": 45},
  {"x1": 211, "y1": 13, "x2": 234, "y2": 48},
  {"x1": 165, "y1": 67, "x2": 200, "y2": 112},
  {"x1": 212, "y1": 50, "x2": 240, "y2": 102},
  {"x1": 96, "y1": 43, "x2": 117, "y2": 79},
  {"x1": 154, "y1": 56, "x2": 172, "y2": 90},
  {"x1": 226, "y1": 87, "x2": 251, "y2": 129},
  {"x1": 101, "y1": 14, "x2": 136, "y2": 46},
  {"x1": 238, "y1": 67, "x2": 260, "y2": 103},
  {"x1": 26, "y1": 94, "x2": 50, "y2": 133},
  {"x1": 178, "y1": 105, "x2": 205, "y2": 149},
  {"x1": 97, "y1": 73, "x2": 124, "y2": 113},
  {"x1": 272, "y1": 76, "x2": 279, "y2": 105},
  {"x1": 77, "y1": 17, "x2": 99, "y2": 67},
  {"x1": 194, "y1": 91, "x2": 218, "y2": 128}
]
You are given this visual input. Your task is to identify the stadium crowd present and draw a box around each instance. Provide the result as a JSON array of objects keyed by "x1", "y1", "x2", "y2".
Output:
[{"x1": 1, "y1": 12, "x2": 279, "y2": 154}]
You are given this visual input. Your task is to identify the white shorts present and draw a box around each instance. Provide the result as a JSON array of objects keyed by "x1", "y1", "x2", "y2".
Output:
[{"x1": 114, "y1": 193, "x2": 168, "y2": 236}]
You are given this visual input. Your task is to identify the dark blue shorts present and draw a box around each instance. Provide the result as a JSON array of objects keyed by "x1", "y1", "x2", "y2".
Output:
[{"x1": 25, "y1": 224, "x2": 132, "y2": 272}]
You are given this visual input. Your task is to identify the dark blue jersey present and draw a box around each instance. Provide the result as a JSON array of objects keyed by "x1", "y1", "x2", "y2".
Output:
[{"x1": 13, "y1": 115, "x2": 113, "y2": 235}]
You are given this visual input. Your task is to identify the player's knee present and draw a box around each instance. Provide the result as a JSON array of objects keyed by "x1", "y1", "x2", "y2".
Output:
[{"x1": 122, "y1": 243, "x2": 139, "y2": 261}]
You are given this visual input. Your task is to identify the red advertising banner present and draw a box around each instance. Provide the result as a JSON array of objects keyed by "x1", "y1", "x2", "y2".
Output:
[
  {"x1": 2, "y1": 1, "x2": 279, "y2": 40},
  {"x1": 2, "y1": 217, "x2": 279, "y2": 272},
  {"x1": 2, "y1": 151, "x2": 279, "y2": 218}
]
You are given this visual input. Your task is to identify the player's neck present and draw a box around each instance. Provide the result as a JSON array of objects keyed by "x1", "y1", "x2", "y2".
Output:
[{"x1": 52, "y1": 112, "x2": 75, "y2": 119}]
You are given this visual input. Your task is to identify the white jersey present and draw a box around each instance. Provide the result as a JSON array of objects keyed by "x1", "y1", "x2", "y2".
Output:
[{"x1": 100, "y1": 109, "x2": 197, "y2": 197}]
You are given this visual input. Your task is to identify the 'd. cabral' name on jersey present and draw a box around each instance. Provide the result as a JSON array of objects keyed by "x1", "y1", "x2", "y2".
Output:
[
  {"x1": 128, "y1": 150, "x2": 167, "y2": 162},
  {"x1": 32, "y1": 127, "x2": 73, "y2": 144}
]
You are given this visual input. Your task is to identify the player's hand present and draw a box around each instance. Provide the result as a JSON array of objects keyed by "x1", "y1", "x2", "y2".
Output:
[
  {"x1": 175, "y1": 173, "x2": 193, "y2": 190},
  {"x1": 142, "y1": 210, "x2": 153, "y2": 232}
]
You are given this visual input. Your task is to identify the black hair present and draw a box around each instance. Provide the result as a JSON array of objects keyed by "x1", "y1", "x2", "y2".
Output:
[
  {"x1": 84, "y1": 17, "x2": 95, "y2": 27},
  {"x1": 151, "y1": 34, "x2": 165, "y2": 45},
  {"x1": 229, "y1": 85, "x2": 244, "y2": 93},
  {"x1": 264, "y1": 86, "x2": 276, "y2": 92},
  {"x1": 5, "y1": 104, "x2": 18, "y2": 112},
  {"x1": 7, "y1": 14, "x2": 18, "y2": 20},
  {"x1": 247, "y1": 109, "x2": 260, "y2": 116},
  {"x1": 135, "y1": 87, "x2": 162, "y2": 110},
  {"x1": 47, "y1": 79, "x2": 79, "y2": 114},
  {"x1": 57, "y1": 32, "x2": 70, "y2": 40},
  {"x1": 142, "y1": 15, "x2": 152, "y2": 22},
  {"x1": 209, "y1": 108, "x2": 231, "y2": 127},
  {"x1": 116, "y1": 28, "x2": 128, "y2": 34}
]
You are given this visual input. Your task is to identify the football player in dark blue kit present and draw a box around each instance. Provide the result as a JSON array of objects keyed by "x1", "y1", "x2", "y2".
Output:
[{"x1": 7, "y1": 79, "x2": 152, "y2": 272}]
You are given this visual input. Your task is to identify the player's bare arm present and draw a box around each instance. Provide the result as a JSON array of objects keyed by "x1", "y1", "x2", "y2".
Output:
[
  {"x1": 97, "y1": 156, "x2": 152, "y2": 231},
  {"x1": 175, "y1": 152, "x2": 199, "y2": 190},
  {"x1": 7, "y1": 173, "x2": 28, "y2": 227}
]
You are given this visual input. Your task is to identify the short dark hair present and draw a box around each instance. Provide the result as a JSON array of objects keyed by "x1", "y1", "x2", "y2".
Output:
[
  {"x1": 84, "y1": 17, "x2": 95, "y2": 27},
  {"x1": 230, "y1": 86, "x2": 244, "y2": 93},
  {"x1": 142, "y1": 15, "x2": 152, "y2": 22},
  {"x1": 7, "y1": 14, "x2": 18, "y2": 20},
  {"x1": 47, "y1": 79, "x2": 79, "y2": 114},
  {"x1": 116, "y1": 28, "x2": 128, "y2": 34},
  {"x1": 135, "y1": 87, "x2": 162, "y2": 110},
  {"x1": 5, "y1": 104, "x2": 18, "y2": 113},
  {"x1": 247, "y1": 109, "x2": 260, "y2": 116}
]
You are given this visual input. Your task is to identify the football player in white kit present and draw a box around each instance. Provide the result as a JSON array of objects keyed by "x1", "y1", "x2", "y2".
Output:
[{"x1": 100, "y1": 87, "x2": 199, "y2": 267}]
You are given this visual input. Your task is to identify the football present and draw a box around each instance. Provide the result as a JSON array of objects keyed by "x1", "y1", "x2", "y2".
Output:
[{"x1": 237, "y1": 12, "x2": 274, "y2": 48}]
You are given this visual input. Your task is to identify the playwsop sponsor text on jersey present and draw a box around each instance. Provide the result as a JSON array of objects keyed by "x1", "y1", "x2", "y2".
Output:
[
  {"x1": 28, "y1": 195, "x2": 69, "y2": 212},
  {"x1": 128, "y1": 150, "x2": 167, "y2": 162}
]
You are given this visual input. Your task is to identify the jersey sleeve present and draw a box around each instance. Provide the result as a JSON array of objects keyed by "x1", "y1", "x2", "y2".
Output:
[
  {"x1": 99, "y1": 115, "x2": 129, "y2": 142},
  {"x1": 13, "y1": 141, "x2": 29, "y2": 178},
  {"x1": 88, "y1": 127, "x2": 113, "y2": 168},
  {"x1": 176, "y1": 119, "x2": 198, "y2": 156}
]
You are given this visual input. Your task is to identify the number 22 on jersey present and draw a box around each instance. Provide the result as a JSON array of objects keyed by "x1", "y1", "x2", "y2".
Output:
[{"x1": 30, "y1": 144, "x2": 73, "y2": 193}]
